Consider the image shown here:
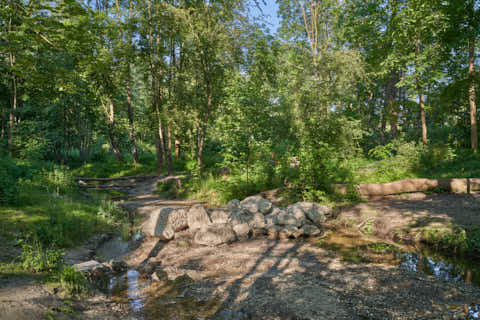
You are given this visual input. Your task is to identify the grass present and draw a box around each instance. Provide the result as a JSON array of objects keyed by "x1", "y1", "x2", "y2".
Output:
[
  {"x1": 350, "y1": 147, "x2": 480, "y2": 184},
  {"x1": 0, "y1": 161, "x2": 126, "y2": 285},
  {"x1": 71, "y1": 153, "x2": 161, "y2": 178}
]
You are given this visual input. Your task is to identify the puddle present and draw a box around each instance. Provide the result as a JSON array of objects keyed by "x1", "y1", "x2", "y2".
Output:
[
  {"x1": 400, "y1": 251, "x2": 480, "y2": 287},
  {"x1": 316, "y1": 232, "x2": 480, "y2": 319},
  {"x1": 97, "y1": 236, "x2": 130, "y2": 261},
  {"x1": 316, "y1": 232, "x2": 480, "y2": 287},
  {"x1": 109, "y1": 270, "x2": 148, "y2": 318}
]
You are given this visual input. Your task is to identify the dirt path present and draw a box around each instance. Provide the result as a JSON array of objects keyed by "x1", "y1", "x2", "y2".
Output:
[{"x1": 3, "y1": 178, "x2": 480, "y2": 320}]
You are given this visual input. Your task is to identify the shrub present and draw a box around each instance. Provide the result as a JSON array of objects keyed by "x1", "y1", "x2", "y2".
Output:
[
  {"x1": 0, "y1": 156, "x2": 29, "y2": 204},
  {"x1": 58, "y1": 266, "x2": 88, "y2": 295},
  {"x1": 21, "y1": 240, "x2": 63, "y2": 273}
]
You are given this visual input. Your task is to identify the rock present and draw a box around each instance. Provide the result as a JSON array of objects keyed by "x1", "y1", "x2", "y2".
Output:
[
  {"x1": 269, "y1": 206, "x2": 286, "y2": 216},
  {"x1": 287, "y1": 204, "x2": 308, "y2": 225},
  {"x1": 142, "y1": 207, "x2": 187, "y2": 240},
  {"x1": 292, "y1": 227, "x2": 304, "y2": 238},
  {"x1": 151, "y1": 269, "x2": 168, "y2": 282},
  {"x1": 274, "y1": 214, "x2": 301, "y2": 227},
  {"x1": 240, "y1": 196, "x2": 272, "y2": 214},
  {"x1": 279, "y1": 225, "x2": 299, "y2": 240},
  {"x1": 233, "y1": 223, "x2": 252, "y2": 240},
  {"x1": 252, "y1": 227, "x2": 267, "y2": 237},
  {"x1": 267, "y1": 225, "x2": 282, "y2": 240},
  {"x1": 210, "y1": 208, "x2": 231, "y2": 224},
  {"x1": 194, "y1": 224, "x2": 236, "y2": 246},
  {"x1": 291, "y1": 202, "x2": 329, "y2": 226},
  {"x1": 307, "y1": 203, "x2": 330, "y2": 225},
  {"x1": 303, "y1": 224, "x2": 322, "y2": 236},
  {"x1": 229, "y1": 207, "x2": 254, "y2": 226},
  {"x1": 249, "y1": 212, "x2": 266, "y2": 229},
  {"x1": 188, "y1": 205, "x2": 212, "y2": 231},
  {"x1": 226, "y1": 199, "x2": 241, "y2": 210},
  {"x1": 265, "y1": 216, "x2": 275, "y2": 226},
  {"x1": 138, "y1": 260, "x2": 161, "y2": 277},
  {"x1": 73, "y1": 260, "x2": 105, "y2": 273},
  {"x1": 111, "y1": 260, "x2": 128, "y2": 273}
]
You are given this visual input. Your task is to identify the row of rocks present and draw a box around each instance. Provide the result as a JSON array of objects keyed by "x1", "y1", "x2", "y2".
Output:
[{"x1": 142, "y1": 196, "x2": 331, "y2": 247}]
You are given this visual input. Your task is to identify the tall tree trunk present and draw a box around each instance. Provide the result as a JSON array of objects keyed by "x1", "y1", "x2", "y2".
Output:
[
  {"x1": 385, "y1": 72, "x2": 399, "y2": 138},
  {"x1": 469, "y1": 36, "x2": 477, "y2": 151},
  {"x1": 196, "y1": 127, "x2": 205, "y2": 170},
  {"x1": 175, "y1": 137, "x2": 180, "y2": 159},
  {"x1": 9, "y1": 79, "x2": 16, "y2": 157},
  {"x1": 166, "y1": 126, "x2": 173, "y2": 174},
  {"x1": 104, "y1": 95, "x2": 123, "y2": 161},
  {"x1": 125, "y1": 0, "x2": 139, "y2": 164},
  {"x1": 419, "y1": 89, "x2": 427, "y2": 146},
  {"x1": 155, "y1": 94, "x2": 166, "y2": 169},
  {"x1": 155, "y1": 133, "x2": 163, "y2": 170},
  {"x1": 126, "y1": 65, "x2": 139, "y2": 164}
]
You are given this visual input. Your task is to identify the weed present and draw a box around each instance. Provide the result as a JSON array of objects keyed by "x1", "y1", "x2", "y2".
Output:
[
  {"x1": 21, "y1": 239, "x2": 63, "y2": 273},
  {"x1": 57, "y1": 266, "x2": 88, "y2": 295}
]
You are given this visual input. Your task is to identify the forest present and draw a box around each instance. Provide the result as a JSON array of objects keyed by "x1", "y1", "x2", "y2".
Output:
[{"x1": 1, "y1": 0, "x2": 480, "y2": 319}]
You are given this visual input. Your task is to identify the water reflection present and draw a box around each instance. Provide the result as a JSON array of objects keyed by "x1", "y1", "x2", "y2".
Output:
[
  {"x1": 109, "y1": 270, "x2": 145, "y2": 317},
  {"x1": 127, "y1": 270, "x2": 143, "y2": 313},
  {"x1": 401, "y1": 253, "x2": 466, "y2": 283}
]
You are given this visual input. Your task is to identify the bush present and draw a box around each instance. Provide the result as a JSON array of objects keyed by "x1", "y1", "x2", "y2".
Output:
[
  {"x1": 21, "y1": 239, "x2": 63, "y2": 273},
  {"x1": 0, "y1": 156, "x2": 30, "y2": 204}
]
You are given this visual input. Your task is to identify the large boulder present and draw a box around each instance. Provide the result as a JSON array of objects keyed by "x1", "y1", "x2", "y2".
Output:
[
  {"x1": 286, "y1": 204, "x2": 308, "y2": 225},
  {"x1": 229, "y1": 207, "x2": 254, "y2": 226},
  {"x1": 233, "y1": 223, "x2": 252, "y2": 240},
  {"x1": 188, "y1": 205, "x2": 212, "y2": 230},
  {"x1": 142, "y1": 208, "x2": 187, "y2": 240},
  {"x1": 210, "y1": 208, "x2": 231, "y2": 224},
  {"x1": 290, "y1": 202, "x2": 329, "y2": 226},
  {"x1": 274, "y1": 214, "x2": 301, "y2": 227},
  {"x1": 240, "y1": 196, "x2": 272, "y2": 214},
  {"x1": 194, "y1": 224, "x2": 236, "y2": 246}
]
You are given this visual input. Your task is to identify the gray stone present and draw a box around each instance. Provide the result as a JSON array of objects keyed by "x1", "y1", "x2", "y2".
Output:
[
  {"x1": 226, "y1": 199, "x2": 241, "y2": 210},
  {"x1": 267, "y1": 225, "x2": 282, "y2": 240},
  {"x1": 194, "y1": 224, "x2": 236, "y2": 246},
  {"x1": 279, "y1": 225, "x2": 299, "y2": 240},
  {"x1": 229, "y1": 207, "x2": 254, "y2": 226},
  {"x1": 142, "y1": 207, "x2": 188, "y2": 239},
  {"x1": 274, "y1": 214, "x2": 301, "y2": 227},
  {"x1": 188, "y1": 205, "x2": 212, "y2": 230},
  {"x1": 291, "y1": 202, "x2": 329, "y2": 226},
  {"x1": 73, "y1": 260, "x2": 105, "y2": 273},
  {"x1": 269, "y1": 206, "x2": 286, "y2": 217},
  {"x1": 287, "y1": 203, "x2": 308, "y2": 225},
  {"x1": 233, "y1": 223, "x2": 252, "y2": 240},
  {"x1": 240, "y1": 196, "x2": 272, "y2": 214},
  {"x1": 303, "y1": 224, "x2": 323, "y2": 236},
  {"x1": 248, "y1": 212, "x2": 266, "y2": 229},
  {"x1": 210, "y1": 208, "x2": 231, "y2": 224}
]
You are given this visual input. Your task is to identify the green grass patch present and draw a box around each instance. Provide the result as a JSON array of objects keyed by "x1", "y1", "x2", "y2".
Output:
[{"x1": 72, "y1": 154, "x2": 161, "y2": 178}]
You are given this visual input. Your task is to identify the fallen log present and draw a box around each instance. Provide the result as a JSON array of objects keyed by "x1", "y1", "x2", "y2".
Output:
[{"x1": 334, "y1": 178, "x2": 480, "y2": 197}]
